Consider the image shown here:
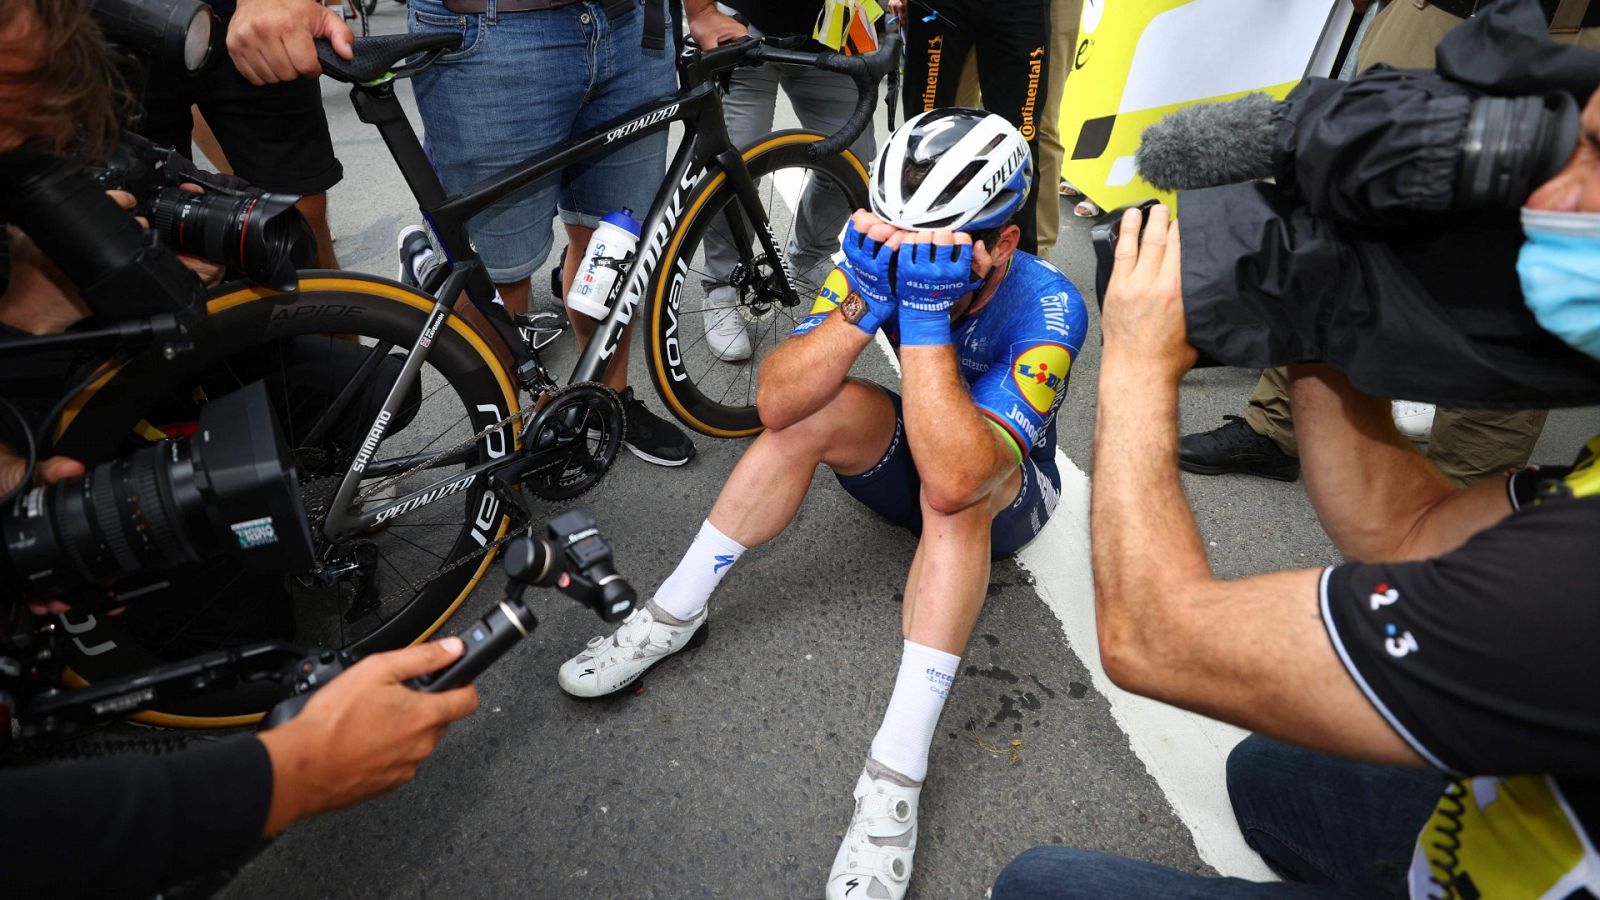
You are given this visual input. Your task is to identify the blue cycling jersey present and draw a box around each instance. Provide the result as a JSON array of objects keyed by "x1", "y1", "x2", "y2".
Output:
[{"x1": 796, "y1": 251, "x2": 1088, "y2": 477}]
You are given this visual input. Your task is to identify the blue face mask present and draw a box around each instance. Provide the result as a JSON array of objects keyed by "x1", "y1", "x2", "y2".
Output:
[{"x1": 1518, "y1": 208, "x2": 1600, "y2": 360}]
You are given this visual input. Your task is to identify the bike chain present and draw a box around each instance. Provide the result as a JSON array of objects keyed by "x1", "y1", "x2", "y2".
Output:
[{"x1": 296, "y1": 383, "x2": 618, "y2": 618}]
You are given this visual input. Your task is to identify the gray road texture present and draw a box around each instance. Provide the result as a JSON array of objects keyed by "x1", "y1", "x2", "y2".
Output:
[{"x1": 220, "y1": 7, "x2": 1599, "y2": 897}]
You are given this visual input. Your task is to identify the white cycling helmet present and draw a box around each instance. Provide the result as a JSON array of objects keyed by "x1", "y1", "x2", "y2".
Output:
[{"x1": 869, "y1": 108, "x2": 1033, "y2": 233}]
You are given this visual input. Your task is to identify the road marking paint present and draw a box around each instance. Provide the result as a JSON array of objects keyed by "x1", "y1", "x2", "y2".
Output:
[{"x1": 1015, "y1": 453, "x2": 1277, "y2": 880}]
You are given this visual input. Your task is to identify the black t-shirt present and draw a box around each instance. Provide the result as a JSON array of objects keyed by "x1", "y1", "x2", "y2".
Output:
[
  {"x1": 0, "y1": 736, "x2": 272, "y2": 898},
  {"x1": 1321, "y1": 445, "x2": 1600, "y2": 898},
  {"x1": 721, "y1": 0, "x2": 823, "y2": 38}
]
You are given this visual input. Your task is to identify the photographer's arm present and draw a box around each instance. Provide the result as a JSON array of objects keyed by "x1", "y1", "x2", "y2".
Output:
[
  {"x1": 1287, "y1": 365, "x2": 1514, "y2": 562},
  {"x1": 1093, "y1": 206, "x2": 1420, "y2": 765}
]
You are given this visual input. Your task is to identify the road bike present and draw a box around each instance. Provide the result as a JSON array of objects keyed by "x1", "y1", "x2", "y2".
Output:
[{"x1": 47, "y1": 28, "x2": 900, "y2": 724}]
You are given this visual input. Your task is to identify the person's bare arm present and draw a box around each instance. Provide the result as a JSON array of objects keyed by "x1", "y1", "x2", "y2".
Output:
[
  {"x1": 228, "y1": 0, "x2": 353, "y2": 85},
  {"x1": 755, "y1": 310, "x2": 875, "y2": 430},
  {"x1": 1092, "y1": 206, "x2": 1420, "y2": 765},
  {"x1": 899, "y1": 343, "x2": 1016, "y2": 511},
  {"x1": 1287, "y1": 365, "x2": 1514, "y2": 563}
]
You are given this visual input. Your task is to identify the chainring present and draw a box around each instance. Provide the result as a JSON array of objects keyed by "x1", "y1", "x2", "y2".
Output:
[{"x1": 521, "y1": 382, "x2": 625, "y2": 501}]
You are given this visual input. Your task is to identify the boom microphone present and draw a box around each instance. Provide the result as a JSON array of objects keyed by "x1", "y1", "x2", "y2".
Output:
[{"x1": 1135, "y1": 92, "x2": 1280, "y2": 191}]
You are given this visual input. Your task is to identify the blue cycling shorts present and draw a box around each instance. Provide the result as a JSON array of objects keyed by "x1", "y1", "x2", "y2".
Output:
[{"x1": 835, "y1": 386, "x2": 1061, "y2": 557}]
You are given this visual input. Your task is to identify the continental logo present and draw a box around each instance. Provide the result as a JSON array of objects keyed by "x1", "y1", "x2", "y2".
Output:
[
  {"x1": 1019, "y1": 47, "x2": 1045, "y2": 140},
  {"x1": 813, "y1": 266, "x2": 850, "y2": 314},
  {"x1": 921, "y1": 35, "x2": 943, "y2": 112},
  {"x1": 1012, "y1": 343, "x2": 1071, "y2": 414}
]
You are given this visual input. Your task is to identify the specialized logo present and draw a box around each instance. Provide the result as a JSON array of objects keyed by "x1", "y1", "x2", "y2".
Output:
[
  {"x1": 610, "y1": 165, "x2": 704, "y2": 362},
  {"x1": 1012, "y1": 343, "x2": 1071, "y2": 413},
  {"x1": 712, "y1": 554, "x2": 736, "y2": 574},
  {"x1": 375, "y1": 473, "x2": 477, "y2": 524},
  {"x1": 604, "y1": 104, "x2": 679, "y2": 144},
  {"x1": 844, "y1": 877, "x2": 860, "y2": 895},
  {"x1": 983, "y1": 141, "x2": 1029, "y2": 195}
]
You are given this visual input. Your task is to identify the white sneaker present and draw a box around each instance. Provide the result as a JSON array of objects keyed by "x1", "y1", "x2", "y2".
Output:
[
  {"x1": 1391, "y1": 400, "x2": 1436, "y2": 442},
  {"x1": 704, "y1": 286, "x2": 752, "y2": 362},
  {"x1": 557, "y1": 599, "x2": 707, "y2": 698},
  {"x1": 826, "y1": 759, "x2": 921, "y2": 900}
]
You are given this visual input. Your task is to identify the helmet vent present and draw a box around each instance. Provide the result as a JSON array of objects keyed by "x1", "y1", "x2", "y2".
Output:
[{"x1": 933, "y1": 160, "x2": 986, "y2": 208}]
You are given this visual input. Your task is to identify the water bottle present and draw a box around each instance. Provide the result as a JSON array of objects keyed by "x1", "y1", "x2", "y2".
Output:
[{"x1": 566, "y1": 209, "x2": 641, "y2": 320}]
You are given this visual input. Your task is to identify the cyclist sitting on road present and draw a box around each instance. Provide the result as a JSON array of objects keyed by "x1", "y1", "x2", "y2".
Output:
[{"x1": 555, "y1": 109, "x2": 1088, "y2": 900}]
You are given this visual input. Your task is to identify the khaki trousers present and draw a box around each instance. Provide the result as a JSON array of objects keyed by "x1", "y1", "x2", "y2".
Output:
[
  {"x1": 954, "y1": 0, "x2": 1082, "y2": 255},
  {"x1": 1241, "y1": 0, "x2": 1598, "y2": 485}
]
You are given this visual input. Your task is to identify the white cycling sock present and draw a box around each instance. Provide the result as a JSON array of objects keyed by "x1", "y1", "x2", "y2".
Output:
[
  {"x1": 868, "y1": 640, "x2": 961, "y2": 783},
  {"x1": 652, "y1": 519, "x2": 746, "y2": 620}
]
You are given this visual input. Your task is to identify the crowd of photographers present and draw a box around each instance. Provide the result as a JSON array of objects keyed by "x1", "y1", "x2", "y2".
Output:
[{"x1": 1, "y1": 0, "x2": 1598, "y2": 896}]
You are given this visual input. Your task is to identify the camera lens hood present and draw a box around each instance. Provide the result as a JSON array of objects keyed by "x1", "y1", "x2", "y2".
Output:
[{"x1": 1457, "y1": 91, "x2": 1581, "y2": 209}]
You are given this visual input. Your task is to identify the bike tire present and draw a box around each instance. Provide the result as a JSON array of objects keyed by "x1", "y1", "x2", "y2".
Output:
[
  {"x1": 51, "y1": 273, "x2": 519, "y2": 726},
  {"x1": 645, "y1": 130, "x2": 870, "y2": 438}
]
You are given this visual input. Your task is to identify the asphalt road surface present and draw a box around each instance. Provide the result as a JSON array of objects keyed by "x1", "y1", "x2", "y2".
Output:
[{"x1": 216, "y1": 8, "x2": 1600, "y2": 897}]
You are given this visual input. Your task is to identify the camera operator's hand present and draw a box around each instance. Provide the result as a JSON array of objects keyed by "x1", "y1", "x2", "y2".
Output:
[
  {"x1": 107, "y1": 188, "x2": 225, "y2": 287},
  {"x1": 685, "y1": 0, "x2": 749, "y2": 49},
  {"x1": 1100, "y1": 204, "x2": 1197, "y2": 382},
  {"x1": 228, "y1": 0, "x2": 355, "y2": 86},
  {"x1": 256, "y1": 638, "x2": 479, "y2": 836}
]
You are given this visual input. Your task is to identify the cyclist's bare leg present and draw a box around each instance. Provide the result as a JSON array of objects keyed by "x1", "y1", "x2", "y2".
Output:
[
  {"x1": 495, "y1": 278, "x2": 531, "y2": 317},
  {"x1": 706, "y1": 379, "x2": 896, "y2": 546},
  {"x1": 560, "y1": 222, "x2": 629, "y2": 393},
  {"x1": 899, "y1": 466, "x2": 1022, "y2": 655}
]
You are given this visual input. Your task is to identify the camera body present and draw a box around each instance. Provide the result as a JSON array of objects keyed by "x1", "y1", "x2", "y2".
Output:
[{"x1": 91, "y1": 134, "x2": 315, "y2": 291}]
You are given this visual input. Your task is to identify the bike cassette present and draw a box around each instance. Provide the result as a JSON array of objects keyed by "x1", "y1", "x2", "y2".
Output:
[{"x1": 518, "y1": 382, "x2": 625, "y2": 501}]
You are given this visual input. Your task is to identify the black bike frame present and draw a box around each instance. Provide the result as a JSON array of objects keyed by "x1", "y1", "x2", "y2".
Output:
[{"x1": 322, "y1": 51, "x2": 794, "y2": 540}]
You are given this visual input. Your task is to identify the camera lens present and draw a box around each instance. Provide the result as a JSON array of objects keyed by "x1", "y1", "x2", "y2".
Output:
[
  {"x1": 148, "y1": 187, "x2": 315, "y2": 291},
  {"x1": 4, "y1": 442, "x2": 209, "y2": 597},
  {"x1": 1, "y1": 383, "x2": 315, "y2": 600}
]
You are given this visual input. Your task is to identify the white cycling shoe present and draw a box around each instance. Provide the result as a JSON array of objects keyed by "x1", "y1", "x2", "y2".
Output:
[
  {"x1": 826, "y1": 759, "x2": 921, "y2": 900},
  {"x1": 557, "y1": 599, "x2": 707, "y2": 698}
]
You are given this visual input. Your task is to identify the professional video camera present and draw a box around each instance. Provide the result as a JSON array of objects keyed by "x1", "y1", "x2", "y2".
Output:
[
  {"x1": 2, "y1": 507, "x2": 633, "y2": 747},
  {"x1": 2, "y1": 381, "x2": 315, "y2": 605},
  {"x1": 1087, "y1": 0, "x2": 1600, "y2": 409}
]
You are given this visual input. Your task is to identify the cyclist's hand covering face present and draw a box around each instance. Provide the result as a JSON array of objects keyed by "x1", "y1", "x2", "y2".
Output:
[
  {"x1": 839, "y1": 216, "x2": 901, "y2": 335},
  {"x1": 894, "y1": 230, "x2": 981, "y2": 346}
]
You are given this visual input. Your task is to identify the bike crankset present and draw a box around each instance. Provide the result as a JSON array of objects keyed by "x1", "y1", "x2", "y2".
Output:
[{"x1": 519, "y1": 382, "x2": 625, "y2": 501}]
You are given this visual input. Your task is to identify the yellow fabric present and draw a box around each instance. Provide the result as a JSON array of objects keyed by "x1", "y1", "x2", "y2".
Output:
[
  {"x1": 1411, "y1": 776, "x2": 1598, "y2": 899},
  {"x1": 810, "y1": 265, "x2": 851, "y2": 316},
  {"x1": 814, "y1": 0, "x2": 883, "y2": 55}
]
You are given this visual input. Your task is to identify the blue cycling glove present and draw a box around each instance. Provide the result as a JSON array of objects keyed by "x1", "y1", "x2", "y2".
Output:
[
  {"x1": 838, "y1": 221, "x2": 898, "y2": 335},
  {"x1": 894, "y1": 239, "x2": 983, "y2": 346}
]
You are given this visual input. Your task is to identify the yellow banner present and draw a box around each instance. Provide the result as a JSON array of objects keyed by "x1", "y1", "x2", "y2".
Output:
[{"x1": 1060, "y1": 0, "x2": 1335, "y2": 211}]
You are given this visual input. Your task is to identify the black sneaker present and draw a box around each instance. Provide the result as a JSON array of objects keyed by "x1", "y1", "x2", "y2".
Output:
[
  {"x1": 1178, "y1": 415, "x2": 1300, "y2": 482},
  {"x1": 620, "y1": 386, "x2": 695, "y2": 467},
  {"x1": 514, "y1": 311, "x2": 566, "y2": 351}
]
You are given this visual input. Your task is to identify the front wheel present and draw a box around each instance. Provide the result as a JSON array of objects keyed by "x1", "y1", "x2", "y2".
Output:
[{"x1": 645, "y1": 130, "x2": 870, "y2": 438}]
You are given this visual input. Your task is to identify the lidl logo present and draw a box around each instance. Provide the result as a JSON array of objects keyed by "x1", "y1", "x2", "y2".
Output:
[
  {"x1": 814, "y1": 266, "x2": 850, "y2": 312},
  {"x1": 1012, "y1": 344, "x2": 1071, "y2": 414}
]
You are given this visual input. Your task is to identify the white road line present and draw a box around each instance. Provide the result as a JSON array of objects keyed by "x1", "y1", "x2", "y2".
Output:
[
  {"x1": 870, "y1": 340, "x2": 1273, "y2": 878},
  {"x1": 1015, "y1": 453, "x2": 1277, "y2": 881}
]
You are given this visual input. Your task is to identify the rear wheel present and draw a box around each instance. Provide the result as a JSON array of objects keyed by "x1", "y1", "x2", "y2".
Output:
[
  {"x1": 51, "y1": 273, "x2": 519, "y2": 725},
  {"x1": 645, "y1": 130, "x2": 870, "y2": 438}
]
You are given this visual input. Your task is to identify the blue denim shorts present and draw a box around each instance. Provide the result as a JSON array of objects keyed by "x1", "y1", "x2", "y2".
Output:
[{"x1": 408, "y1": 0, "x2": 676, "y2": 283}]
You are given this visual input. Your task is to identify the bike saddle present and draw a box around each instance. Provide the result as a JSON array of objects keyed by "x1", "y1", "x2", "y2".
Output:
[{"x1": 315, "y1": 33, "x2": 463, "y2": 84}]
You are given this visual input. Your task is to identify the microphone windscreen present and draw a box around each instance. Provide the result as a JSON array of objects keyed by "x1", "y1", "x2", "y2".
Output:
[{"x1": 1136, "y1": 92, "x2": 1282, "y2": 191}]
